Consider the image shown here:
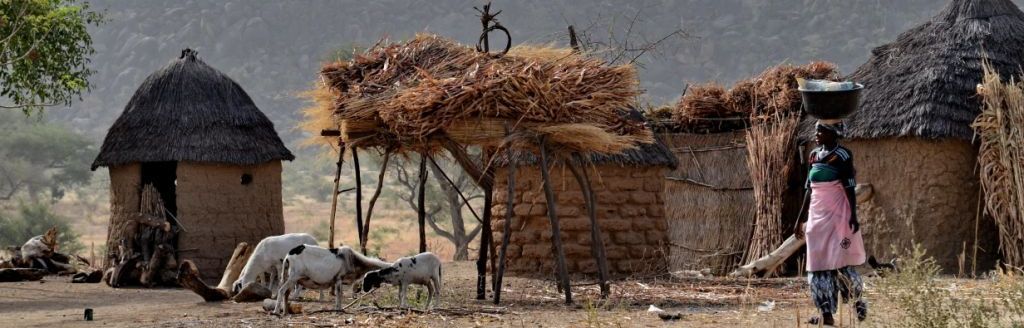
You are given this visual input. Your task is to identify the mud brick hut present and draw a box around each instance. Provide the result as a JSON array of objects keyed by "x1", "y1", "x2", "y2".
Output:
[
  {"x1": 490, "y1": 140, "x2": 677, "y2": 276},
  {"x1": 812, "y1": 0, "x2": 1024, "y2": 271},
  {"x1": 93, "y1": 49, "x2": 294, "y2": 280}
]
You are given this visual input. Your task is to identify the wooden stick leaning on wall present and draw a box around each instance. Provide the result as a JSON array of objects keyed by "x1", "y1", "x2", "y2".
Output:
[
  {"x1": 566, "y1": 155, "x2": 610, "y2": 299},
  {"x1": 362, "y1": 148, "x2": 392, "y2": 254},
  {"x1": 539, "y1": 136, "x2": 573, "y2": 304},
  {"x1": 353, "y1": 148, "x2": 365, "y2": 250},
  {"x1": 327, "y1": 139, "x2": 347, "y2": 249},
  {"x1": 418, "y1": 153, "x2": 429, "y2": 253},
  {"x1": 439, "y1": 137, "x2": 495, "y2": 300},
  {"x1": 478, "y1": 147, "x2": 496, "y2": 298},
  {"x1": 494, "y1": 149, "x2": 516, "y2": 304}
]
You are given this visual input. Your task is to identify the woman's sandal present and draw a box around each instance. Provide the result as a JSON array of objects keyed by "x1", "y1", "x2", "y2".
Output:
[
  {"x1": 856, "y1": 301, "x2": 868, "y2": 321},
  {"x1": 808, "y1": 314, "x2": 836, "y2": 326}
]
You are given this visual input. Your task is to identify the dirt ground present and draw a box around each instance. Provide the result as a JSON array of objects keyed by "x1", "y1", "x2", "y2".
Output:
[{"x1": 0, "y1": 261, "x2": 903, "y2": 328}]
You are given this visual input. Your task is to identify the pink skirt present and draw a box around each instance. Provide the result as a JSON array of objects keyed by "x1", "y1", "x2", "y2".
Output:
[{"x1": 805, "y1": 181, "x2": 865, "y2": 271}]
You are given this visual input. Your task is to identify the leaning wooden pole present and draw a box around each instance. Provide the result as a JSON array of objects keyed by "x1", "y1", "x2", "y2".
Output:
[
  {"x1": 418, "y1": 153, "x2": 429, "y2": 253},
  {"x1": 539, "y1": 137, "x2": 572, "y2": 304},
  {"x1": 494, "y1": 153, "x2": 516, "y2": 304},
  {"x1": 353, "y1": 148, "x2": 365, "y2": 250},
  {"x1": 327, "y1": 140, "x2": 347, "y2": 248},
  {"x1": 567, "y1": 156, "x2": 610, "y2": 298},
  {"x1": 362, "y1": 149, "x2": 391, "y2": 254}
]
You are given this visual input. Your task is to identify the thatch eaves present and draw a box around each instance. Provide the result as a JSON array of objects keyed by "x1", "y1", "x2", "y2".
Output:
[
  {"x1": 835, "y1": 0, "x2": 1024, "y2": 141},
  {"x1": 489, "y1": 135, "x2": 678, "y2": 169},
  {"x1": 92, "y1": 49, "x2": 294, "y2": 170}
]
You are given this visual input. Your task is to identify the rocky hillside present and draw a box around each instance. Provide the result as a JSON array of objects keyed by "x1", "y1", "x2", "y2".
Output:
[{"x1": 56, "y1": 0, "x2": 1016, "y2": 142}]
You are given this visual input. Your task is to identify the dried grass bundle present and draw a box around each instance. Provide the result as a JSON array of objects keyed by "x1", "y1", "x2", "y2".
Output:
[
  {"x1": 671, "y1": 61, "x2": 838, "y2": 133},
  {"x1": 310, "y1": 34, "x2": 646, "y2": 155},
  {"x1": 676, "y1": 83, "x2": 729, "y2": 118},
  {"x1": 752, "y1": 61, "x2": 838, "y2": 118},
  {"x1": 974, "y1": 63, "x2": 1024, "y2": 267},
  {"x1": 743, "y1": 113, "x2": 800, "y2": 271},
  {"x1": 673, "y1": 83, "x2": 745, "y2": 132},
  {"x1": 298, "y1": 85, "x2": 339, "y2": 149}
]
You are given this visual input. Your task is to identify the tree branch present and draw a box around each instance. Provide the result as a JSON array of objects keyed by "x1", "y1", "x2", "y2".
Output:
[{"x1": 426, "y1": 214, "x2": 456, "y2": 242}]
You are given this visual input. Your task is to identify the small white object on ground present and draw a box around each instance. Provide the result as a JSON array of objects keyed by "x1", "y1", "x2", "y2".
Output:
[
  {"x1": 757, "y1": 300, "x2": 776, "y2": 312},
  {"x1": 647, "y1": 305, "x2": 665, "y2": 313}
]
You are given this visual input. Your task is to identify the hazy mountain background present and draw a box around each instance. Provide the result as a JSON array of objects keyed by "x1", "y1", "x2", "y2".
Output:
[
  {"x1": 14, "y1": 0, "x2": 1020, "y2": 259},
  {"x1": 53, "y1": 0, "x2": 1000, "y2": 142}
]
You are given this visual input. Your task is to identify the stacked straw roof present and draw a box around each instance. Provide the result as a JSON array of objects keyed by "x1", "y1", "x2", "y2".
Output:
[
  {"x1": 302, "y1": 34, "x2": 651, "y2": 155},
  {"x1": 668, "y1": 62, "x2": 838, "y2": 133}
]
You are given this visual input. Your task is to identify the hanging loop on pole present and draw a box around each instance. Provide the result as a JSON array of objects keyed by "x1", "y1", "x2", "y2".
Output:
[{"x1": 473, "y1": 2, "x2": 511, "y2": 57}]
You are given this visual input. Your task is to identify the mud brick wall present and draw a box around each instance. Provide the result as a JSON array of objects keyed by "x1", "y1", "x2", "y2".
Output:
[
  {"x1": 104, "y1": 164, "x2": 142, "y2": 269},
  {"x1": 491, "y1": 165, "x2": 670, "y2": 277},
  {"x1": 842, "y1": 138, "x2": 998, "y2": 272},
  {"x1": 176, "y1": 161, "x2": 285, "y2": 280}
]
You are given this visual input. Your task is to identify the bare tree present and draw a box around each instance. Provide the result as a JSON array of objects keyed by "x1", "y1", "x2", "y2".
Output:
[
  {"x1": 551, "y1": 9, "x2": 692, "y2": 68},
  {"x1": 391, "y1": 154, "x2": 482, "y2": 261}
]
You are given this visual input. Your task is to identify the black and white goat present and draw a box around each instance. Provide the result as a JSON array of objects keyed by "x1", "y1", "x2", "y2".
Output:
[
  {"x1": 231, "y1": 233, "x2": 318, "y2": 298},
  {"x1": 275, "y1": 245, "x2": 390, "y2": 315},
  {"x1": 361, "y1": 252, "x2": 442, "y2": 310}
]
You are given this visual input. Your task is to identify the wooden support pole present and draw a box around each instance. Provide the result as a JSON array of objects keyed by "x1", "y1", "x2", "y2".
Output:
[
  {"x1": 494, "y1": 153, "x2": 515, "y2": 304},
  {"x1": 418, "y1": 153, "x2": 429, "y2": 253},
  {"x1": 538, "y1": 137, "x2": 572, "y2": 304},
  {"x1": 327, "y1": 140, "x2": 347, "y2": 249},
  {"x1": 567, "y1": 157, "x2": 610, "y2": 298},
  {"x1": 362, "y1": 149, "x2": 391, "y2": 255},
  {"x1": 480, "y1": 179, "x2": 494, "y2": 299},
  {"x1": 353, "y1": 148, "x2": 365, "y2": 250}
]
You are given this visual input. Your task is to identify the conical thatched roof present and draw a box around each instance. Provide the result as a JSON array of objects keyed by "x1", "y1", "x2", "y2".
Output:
[
  {"x1": 92, "y1": 49, "x2": 294, "y2": 170},
  {"x1": 839, "y1": 0, "x2": 1024, "y2": 140}
]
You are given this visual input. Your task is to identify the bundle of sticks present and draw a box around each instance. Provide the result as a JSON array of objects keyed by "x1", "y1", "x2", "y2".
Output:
[
  {"x1": 303, "y1": 33, "x2": 651, "y2": 155},
  {"x1": 105, "y1": 184, "x2": 180, "y2": 287}
]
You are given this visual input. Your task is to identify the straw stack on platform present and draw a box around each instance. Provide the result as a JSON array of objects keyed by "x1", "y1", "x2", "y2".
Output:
[
  {"x1": 672, "y1": 61, "x2": 838, "y2": 133},
  {"x1": 304, "y1": 34, "x2": 650, "y2": 155}
]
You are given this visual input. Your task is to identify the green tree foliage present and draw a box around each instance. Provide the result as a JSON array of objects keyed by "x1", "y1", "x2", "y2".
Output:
[
  {"x1": 0, "y1": 0, "x2": 103, "y2": 114},
  {"x1": 0, "y1": 111, "x2": 94, "y2": 201},
  {"x1": 0, "y1": 202, "x2": 83, "y2": 254}
]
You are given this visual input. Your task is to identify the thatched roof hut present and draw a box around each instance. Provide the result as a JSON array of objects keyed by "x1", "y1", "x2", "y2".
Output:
[
  {"x1": 93, "y1": 49, "x2": 294, "y2": 169},
  {"x1": 838, "y1": 0, "x2": 1024, "y2": 140},
  {"x1": 814, "y1": 0, "x2": 1024, "y2": 271},
  {"x1": 95, "y1": 49, "x2": 293, "y2": 280}
]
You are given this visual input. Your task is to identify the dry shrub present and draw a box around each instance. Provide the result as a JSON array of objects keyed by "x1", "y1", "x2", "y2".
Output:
[
  {"x1": 874, "y1": 244, "x2": 1024, "y2": 328},
  {"x1": 310, "y1": 34, "x2": 646, "y2": 155}
]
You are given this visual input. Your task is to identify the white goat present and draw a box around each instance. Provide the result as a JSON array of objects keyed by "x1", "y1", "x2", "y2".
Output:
[
  {"x1": 360, "y1": 252, "x2": 442, "y2": 310},
  {"x1": 231, "y1": 233, "x2": 317, "y2": 298},
  {"x1": 275, "y1": 245, "x2": 391, "y2": 315}
]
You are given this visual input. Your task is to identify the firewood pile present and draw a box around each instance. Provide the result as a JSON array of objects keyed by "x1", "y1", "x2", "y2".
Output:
[
  {"x1": 0, "y1": 227, "x2": 100, "y2": 283},
  {"x1": 105, "y1": 184, "x2": 181, "y2": 287}
]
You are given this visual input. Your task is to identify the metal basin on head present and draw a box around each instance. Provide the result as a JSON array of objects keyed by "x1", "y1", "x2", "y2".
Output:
[{"x1": 800, "y1": 83, "x2": 863, "y2": 120}]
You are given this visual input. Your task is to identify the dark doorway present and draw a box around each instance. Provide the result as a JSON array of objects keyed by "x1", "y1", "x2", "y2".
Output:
[{"x1": 140, "y1": 161, "x2": 178, "y2": 217}]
